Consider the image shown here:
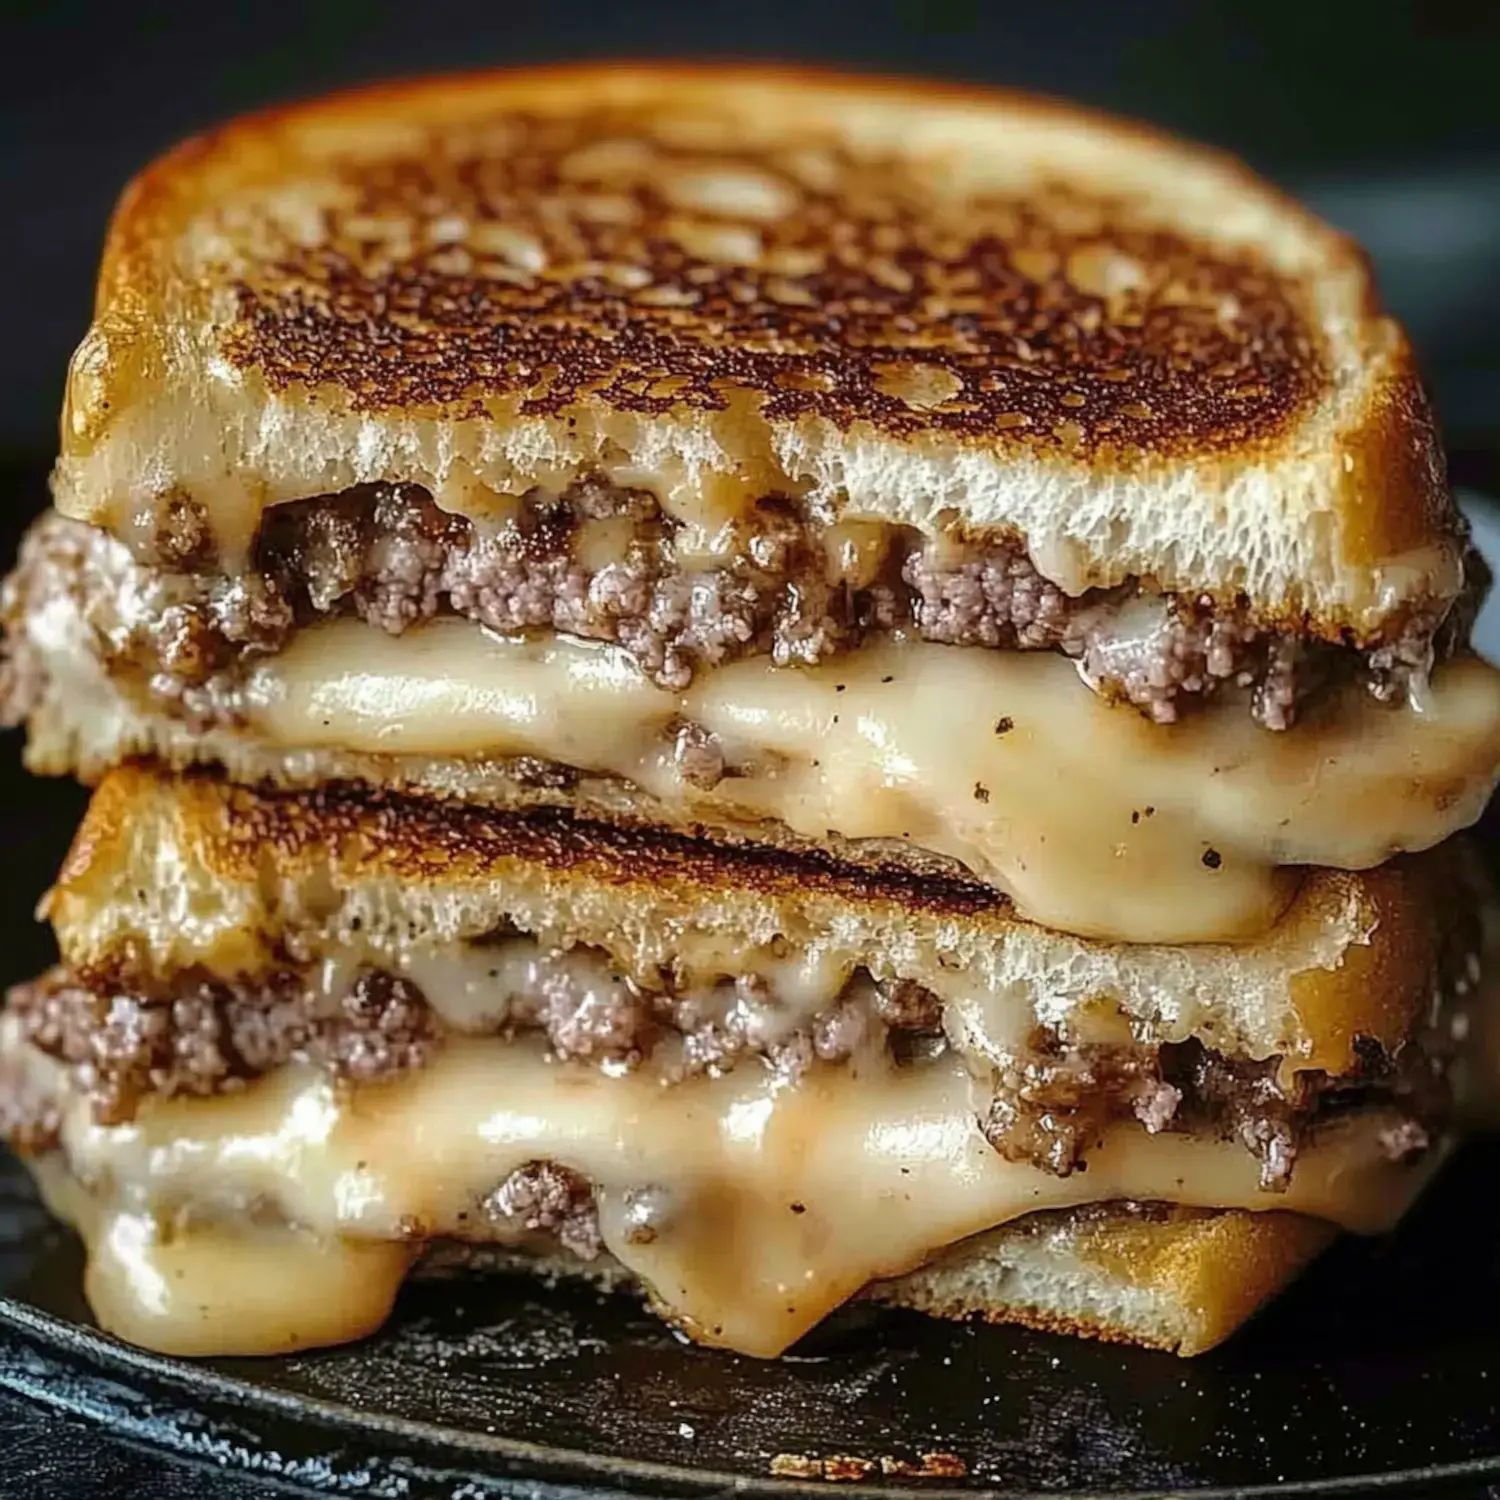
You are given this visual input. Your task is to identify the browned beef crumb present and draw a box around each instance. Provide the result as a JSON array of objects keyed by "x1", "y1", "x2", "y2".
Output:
[
  {"x1": 151, "y1": 492, "x2": 217, "y2": 571},
  {"x1": 811, "y1": 996, "x2": 877, "y2": 1061},
  {"x1": 670, "y1": 720, "x2": 726, "y2": 790},
  {"x1": 8, "y1": 967, "x2": 437, "y2": 1124},
  {"x1": 481, "y1": 1161, "x2": 601, "y2": 1260},
  {"x1": 1160, "y1": 1043, "x2": 1304, "y2": 1191},
  {"x1": 983, "y1": 1030, "x2": 1445, "y2": 1189},
  {"x1": 0, "y1": 1059, "x2": 60, "y2": 1153},
  {"x1": 902, "y1": 545, "x2": 1083, "y2": 652},
  {"x1": 2, "y1": 484, "x2": 1478, "y2": 736},
  {"x1": 980, "y1": 1036, "x2": 1172, "y2": 1176},
  {"x1": 872, "y1": 977, "x2": 945, "y2": 1031},
  {"x1": 518, "y1": 957, "x2": 653, "y2": 1066}
]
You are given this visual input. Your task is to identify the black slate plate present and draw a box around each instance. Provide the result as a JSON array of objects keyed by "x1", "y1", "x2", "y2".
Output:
[{"x1": 2, "y1": 456, "x2": 1500, "y2": 1497}]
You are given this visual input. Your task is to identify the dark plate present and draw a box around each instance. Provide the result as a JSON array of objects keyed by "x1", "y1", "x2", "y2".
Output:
[{"x1": 2, "y1": 455, "x2": 1500, "y2": 1498}]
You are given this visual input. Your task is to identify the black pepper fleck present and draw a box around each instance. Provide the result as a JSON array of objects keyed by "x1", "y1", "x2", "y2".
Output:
[{"x1": 1202, "y1": 847, "x2": 1223, "y2": 869}]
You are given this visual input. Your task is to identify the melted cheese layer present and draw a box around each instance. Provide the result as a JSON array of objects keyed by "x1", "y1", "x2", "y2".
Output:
[
  {"x1": 244, "y1": 621, "x2": 1500, "y2": 944},
  {"x1": 23, "y1": 1029, "x2": 1433, "y2": 1358}
]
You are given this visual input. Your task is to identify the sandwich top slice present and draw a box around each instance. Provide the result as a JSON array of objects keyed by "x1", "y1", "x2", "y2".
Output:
[
  {"x1": 3, "y1": 765, "x2": 1488, "y2": 1359},
  {"x1": 8, "y1": 63, "x2": 1500, "y2": 945},
  {"x1": 50, "y1": 62, "x2": 1471, "y2": 640}
]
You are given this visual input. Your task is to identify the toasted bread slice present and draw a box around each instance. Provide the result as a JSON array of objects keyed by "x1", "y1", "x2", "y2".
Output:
[
  {"x1": 57, "y1": 62, "x2": 1457, "y2": 634},
  {"x1": 419, "y1": 1204, "x2": 1336, "y2": 1359},
  {"x1": 865, "y1": 1203, "x2": 1337, "y2": 1355},
  {"x1": 44, "y1": 764, "x2": 1488, "y2": 1076}
]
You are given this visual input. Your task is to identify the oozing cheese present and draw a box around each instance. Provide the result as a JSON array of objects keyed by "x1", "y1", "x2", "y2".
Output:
[
  {"x1": 19, "y1": 1027, "x2": 1433, "y2": 1359},
  {"x1": 244, "y1": 620, "x2": 1500, "y2": 944}
]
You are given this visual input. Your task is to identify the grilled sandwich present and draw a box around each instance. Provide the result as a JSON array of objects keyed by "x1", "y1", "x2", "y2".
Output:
[
  {"x1": 5, "y1": 765, "x2": 1482, "y2": 1356},
  {"x1": 2, "y1": 62, "x2": 1498, "y2": 1359}
]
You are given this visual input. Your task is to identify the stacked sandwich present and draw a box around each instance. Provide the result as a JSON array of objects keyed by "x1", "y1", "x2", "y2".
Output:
[{"x1": 2, "y1": 64, "x2": 1498, "y2": 1360}]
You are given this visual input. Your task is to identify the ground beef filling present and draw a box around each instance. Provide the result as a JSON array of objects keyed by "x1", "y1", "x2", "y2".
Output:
[
  {"x1": 4, "y1": 959, "x2": 946, "y2": 1125},
  {"x1": 481, "y1": 1161, "x2": 603, "y2": 1261},
  {"x1": 10, "y1": 967, "x2": 437, "y2": 1127},
  {"x1": 2, "y1": 479, "x2": 1476, "y2": 734},
  {"x1": 4, "y1": 963, "x2": 1440, "y2": 1188},
  {"x1": 980, "y1": 1028, "x2": 1448, "y2": 1191}
]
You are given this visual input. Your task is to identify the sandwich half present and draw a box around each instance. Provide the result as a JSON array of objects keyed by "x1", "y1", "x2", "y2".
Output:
[
  {"x1": 0, "y1": 765, "x2": 1485, "y2": 1357},
  {"x1": 4, "y1": 64, "x2": 1500, "y2": 946}
]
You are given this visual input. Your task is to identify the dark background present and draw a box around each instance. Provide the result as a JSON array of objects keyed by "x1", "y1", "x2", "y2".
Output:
[{"x1": 4, "y1": 0, "x2": 1500, "y2": 481}]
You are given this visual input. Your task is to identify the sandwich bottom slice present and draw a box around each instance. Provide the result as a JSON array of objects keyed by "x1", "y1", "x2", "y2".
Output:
[
  {"x1": 416, "y1": 1203, "x2": 1340, "y2": 1360},
  {"x1": 0, "y1": 766, "x2": 1490, "y2": 1359},
  {"x1": 24, "y1": 1145, "x2": 1334, "y2": 1359}
]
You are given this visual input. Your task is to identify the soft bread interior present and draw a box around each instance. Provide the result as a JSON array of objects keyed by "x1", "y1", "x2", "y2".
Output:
[
  {"x1": 56, "y1": 63, "x2": 1458, "y2": 630},
  {"x1": 45, "y1": 764, "x2": 1487, "y2": 1074}
]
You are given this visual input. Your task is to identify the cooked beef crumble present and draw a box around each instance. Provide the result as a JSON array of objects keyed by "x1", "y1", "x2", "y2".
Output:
[
  {"x1": 980, "y1": 1035, "x2": 1179, "y2": 1178},
  {"x1": 9, "y1": 966, "x2": 436, "y2": 1126},
  {"x1": 482, "y1": 1161, "x2": 602, "y2": 1260},
  {"x1": 468, "y1": 1165, "x2": 672, "y2": 1263},
  {"x1": 4, "y1": 959, "x2": 935, "y2": 1123},
  {"x1": 0, "y1": 1056, "x2": 60, "y2": 1153},
  {"x1": 1, "y1": 479, "x2": 1479, "y2": 735},
  {"x1": 980, "y1": 1029, "x2": 1451, "y2": 1191}
]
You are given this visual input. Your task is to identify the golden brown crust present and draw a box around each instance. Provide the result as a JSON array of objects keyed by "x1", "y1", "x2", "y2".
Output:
[
  {"x1": 80, "y1": 62, "x2": 1331, "y2": 457},
  {"x1": 54, "y1": 62, "x2": 1459, "y2": 632},
  {"x1": 216, "y1": 127, "x2": 1318, "y2": 459},
  {"x1": 52, "y1": 763, "x2": 1002, "y2": 920},
  {"x1": 1332, "y1": 332, "x2": 1454, "y2": 568},
  {"x1": 875, "y1": 1204, "x2": 1337, "y2": 1355},
  {"x1": 43, "y1": 765, "x2": 1488, "y2": 1072}
]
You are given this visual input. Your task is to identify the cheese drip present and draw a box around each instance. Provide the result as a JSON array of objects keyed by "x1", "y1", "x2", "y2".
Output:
[
  {"x1": 21, "y1": 1030, "x2": 1435, "y2": 1359},
  {"x1": 245, "y1": 621, "x2": 1500, "y2": 943}
]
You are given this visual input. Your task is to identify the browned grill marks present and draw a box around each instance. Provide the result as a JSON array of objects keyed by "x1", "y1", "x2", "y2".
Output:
[
  {"x1": 192, "y1": 774, "x2": 1006, "y2": 916},
  {"x1": 220, "y1": 106, "x2": 1327, "y2": 456}
]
